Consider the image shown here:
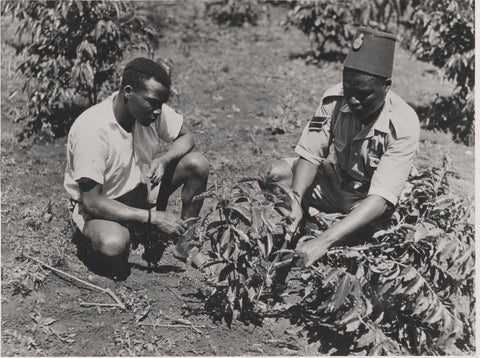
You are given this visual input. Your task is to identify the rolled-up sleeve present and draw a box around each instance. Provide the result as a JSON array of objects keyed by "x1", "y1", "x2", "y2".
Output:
[
  {"x1": 156, "y1": 104, "x2": 183, "y2": 143},
  {"x1": 368, "y1": 134, "x2": 419, "y2": 205},
  {"x1": 70, "y1": 129, "x2": 107, "y2": 185}
]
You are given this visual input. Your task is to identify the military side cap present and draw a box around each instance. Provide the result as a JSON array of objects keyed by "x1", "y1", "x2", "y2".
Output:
[{"x1": 343, "y1": 27, "x2": 397, "y2": 78}]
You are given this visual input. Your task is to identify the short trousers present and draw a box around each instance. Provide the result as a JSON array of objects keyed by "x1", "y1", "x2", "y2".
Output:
[
  {"x1": 282, "y1": 157, "x2": 368, "y2": 214},
  {"x1": 69, "y1": 183, "x2": 150, "y2": 233}
]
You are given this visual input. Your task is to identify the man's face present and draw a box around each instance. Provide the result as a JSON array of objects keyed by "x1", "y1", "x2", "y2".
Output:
[
  {"x1": 342, "y1": 68, "x2": 390, "y2": 121},
  {"x1": 126, "y1": 78, "x2": 170, "y2": 127}
]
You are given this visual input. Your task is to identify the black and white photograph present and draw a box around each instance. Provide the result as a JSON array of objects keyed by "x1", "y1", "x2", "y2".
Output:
[{"x1": 0, "y1": 0, "x2": 475, "y2": 356}]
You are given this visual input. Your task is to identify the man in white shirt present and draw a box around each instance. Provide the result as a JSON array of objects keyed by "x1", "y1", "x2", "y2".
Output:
[{"x1": 65, "y1": 57, "x2": 209, "y2": 279}]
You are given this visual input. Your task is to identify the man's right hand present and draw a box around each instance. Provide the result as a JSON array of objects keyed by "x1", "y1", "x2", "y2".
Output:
[
  {"x1": 150, "y1": 210, "x2": 187, "y2": 236},
  {"x1": 286, "y1": 194, "x2": 303, "y2": 241}
]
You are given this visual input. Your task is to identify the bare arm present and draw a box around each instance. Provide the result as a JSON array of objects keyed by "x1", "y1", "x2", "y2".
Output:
[
  {"x1": 296, "y1": 194, "x2": 389, "y2": 266},
  {"x1": 148, "y1": 124, "x2": 194, "y2": 184},
  {"x1": 291, "y1": 157, "x2": 319, "y2": 201},
  {"x1": 79, "y1": 179, "x2": 187, "y2": 235},
  {"x1": 287, "y1": 158, "x2": 319, "y2": 236}
]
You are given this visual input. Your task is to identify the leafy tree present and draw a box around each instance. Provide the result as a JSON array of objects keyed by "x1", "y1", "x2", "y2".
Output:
[
  {"x1": 1, "y1": 0, "x2": 157, "y2": 139},
  {"x1": 403, "y1": 0, "x2": 474, "y2": 144}
]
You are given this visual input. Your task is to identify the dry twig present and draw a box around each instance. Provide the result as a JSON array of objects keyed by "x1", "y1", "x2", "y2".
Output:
[
  {"x1": 23, "y1": 253, "x2": 126, "y2": 309},
  {"x1": 80, "y1": 302, "x2": 124, "y2": 308},
  {"x1": 139, "y1": 322, "x2": 205, "y2": 333}
]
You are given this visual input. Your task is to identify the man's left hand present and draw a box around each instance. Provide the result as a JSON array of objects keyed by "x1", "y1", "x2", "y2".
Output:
[{"x1": 147, "y1": 157, "x2": 168, "y2": 186}]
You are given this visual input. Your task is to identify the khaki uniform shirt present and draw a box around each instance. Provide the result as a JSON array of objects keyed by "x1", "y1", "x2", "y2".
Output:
[{"x1": 295, "y1": 83, "x2": 420, "y2": 206}]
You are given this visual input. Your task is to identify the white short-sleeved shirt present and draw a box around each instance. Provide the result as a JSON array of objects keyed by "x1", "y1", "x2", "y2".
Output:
[
  {"x1": 295, "y1": 83, "x2": 420, "y2": 206},
  {"x1": 64, "y1": 92, "x2": 183, "y2": 202}
]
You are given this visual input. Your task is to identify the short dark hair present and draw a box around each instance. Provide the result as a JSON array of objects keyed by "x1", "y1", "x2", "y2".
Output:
[{"x1": 120, "y1": 57, "x2": 171, "y2": 92}]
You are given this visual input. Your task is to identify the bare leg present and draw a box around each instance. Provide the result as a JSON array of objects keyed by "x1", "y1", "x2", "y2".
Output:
[
  {"x1": 154, "y1": 152, "x2": 209, "y2": 265},
  {"x1": 155, "y1": 152, "x2": 208, "y2": 218},
  {"x1": 262, "y1": 159, "x2": 296, "y2": 216},
  {"x1": 262, "y1": 159, "x2": 294, "y2": 189},
  {"x1": 82, "y1": 219, "x2": 131, "y2": 280}
]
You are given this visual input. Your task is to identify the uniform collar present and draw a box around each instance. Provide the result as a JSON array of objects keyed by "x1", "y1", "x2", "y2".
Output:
[{"x1": 341, "y1": 92, "x2": 393, "y2": 140}]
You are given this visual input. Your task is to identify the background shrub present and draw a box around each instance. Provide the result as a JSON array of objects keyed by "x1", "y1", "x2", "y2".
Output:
[
  {"x1": 205, "y1": 0, "x2": 260, "y2": 27},
  {"x1": 286, "y1": 0, "x2": 407, "y2": 62},
  {"x1": 402, "y1": 0, "x2": 474, "y2": 145},
  {"x1": 1, "y1": 0, "x2": 157, "y2": 139},
  {"x1": 286, "y1": 0, "x2": 474, "y2": 145}
]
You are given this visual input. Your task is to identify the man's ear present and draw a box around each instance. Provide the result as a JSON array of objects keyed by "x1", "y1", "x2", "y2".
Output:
[
  {"x1": 384, "y1": 78, "x2": 392, "y2": 91},
  {"x1": 124, "y1": 85, "x2": 134, "y2": 99}
]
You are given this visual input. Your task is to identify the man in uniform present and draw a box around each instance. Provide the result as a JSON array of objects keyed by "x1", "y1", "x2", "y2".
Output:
[
  {"x1": 64, "y1": 57, "x2": 209, "y2": 279},
  {"x1": 266, "y1": 27, "x2": 420, "y2": 267}
]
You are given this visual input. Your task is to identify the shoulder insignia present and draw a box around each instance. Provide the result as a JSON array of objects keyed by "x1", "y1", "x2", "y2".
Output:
[{"x1": 309, "y1": 116, "x2": 328, "y2": 132}]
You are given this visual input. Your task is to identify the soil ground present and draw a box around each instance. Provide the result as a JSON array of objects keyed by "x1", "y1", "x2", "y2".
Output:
[{"x1": 1, "y1": 2, "x2": 474, "y2": 356}]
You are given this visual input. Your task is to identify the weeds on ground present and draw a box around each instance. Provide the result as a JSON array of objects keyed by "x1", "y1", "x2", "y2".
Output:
[
  {"x1": 2, "y1": 329, "x2": 41, "y2": 355},
  {"x1": 2, "y1": 258, "x2": 48, "y2": 297}
]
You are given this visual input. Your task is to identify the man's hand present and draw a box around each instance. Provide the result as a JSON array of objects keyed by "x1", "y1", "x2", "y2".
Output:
[
  {"x1": 147, "y1": 157, "x2": 168, "y2": 186},
  {"x1": 150, "y1": 210, "x2": 187, "y2": 236},
  {"x1": 294, "y1": 235, "x2": 332, "y2": 267},
  {"x1": 286, "y1": 193, "x2": 303, "y2": 241}
]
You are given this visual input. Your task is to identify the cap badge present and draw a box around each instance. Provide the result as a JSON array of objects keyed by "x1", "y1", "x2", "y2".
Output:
[{"x1": 352, "y1": 33, "x2": 364, "y2": 50}]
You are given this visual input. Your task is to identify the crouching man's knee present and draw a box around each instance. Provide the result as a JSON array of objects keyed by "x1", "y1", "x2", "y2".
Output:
[
  {"x1": 81, "y1": 220, "x2": 131, "y2": 280},
  {"x1": 261, "y1": 158, "x2": 294, "y2": 189},
  {"x1": 96, "y1": 234, "x2": 130, "y2": 258},
  {"x1": 83, "y1": 220, "x2": 130, "y2": 258},
  {"x1": 181, "y1": 152, "x2": 209, "y2": 180}
]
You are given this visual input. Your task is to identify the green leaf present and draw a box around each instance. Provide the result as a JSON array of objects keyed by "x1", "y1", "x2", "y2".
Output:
[
  {"x1": 404, "y1": 277, "x2": 424, "y2": 295},
  {"x1": 424, "y1": 302, "x2": 444, "y2": 324},
  {"x1": 412, "y1": 294, "x2": 431, "y2": 316},
  {"x1": 323, "y1": 267, "x2": 341, "y2": 285},
  {"x1": 356, "y1": 329, "x2": 376, "y2": 347},
  {"x1": 345, "y1": 317, "x2": 361, "y2": 332},
  {"x1": 219, "y1": 263, "x2": 234, "y2": 282},
  {"x1": 231, "y1": 226, "x2": 249, "y2": 243},
  {"x1": 220, "y1": 228, "x2": 231, "y2": 249},
  {"x1": 331, "y1": 274, "x2": 352, "y2": 311},
  {"x1": 230, "y1": 204, "x2": 252, "y2": 225},
  {"x1": 257, "y1": 238, "x2": 266, "y2": 258},
  {"x1": 401, "y1": 266, "x2": 417, "y2": 283},
  {"x1": 378, "y1": 280, "x2": 397, "y2": 296},
  {"x1": 265, "y1": 233, "x2": 273, "y2": 257}
]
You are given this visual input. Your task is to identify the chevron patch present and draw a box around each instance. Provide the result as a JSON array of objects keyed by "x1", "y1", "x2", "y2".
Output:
[{"x1": 308, "y1": 116, "x2": 328, "y2": 132}]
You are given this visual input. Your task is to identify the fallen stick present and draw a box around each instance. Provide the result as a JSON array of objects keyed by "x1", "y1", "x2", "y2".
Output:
[
  {"x1": 139, "y1": 322, "x2": 205, "y2": 333},
  {"x1": 80, "y1": 302, "x2": 123, "y2": 308},
  {"x1": 23, "y1": 253, "x2": 126, "y2": 310}
]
